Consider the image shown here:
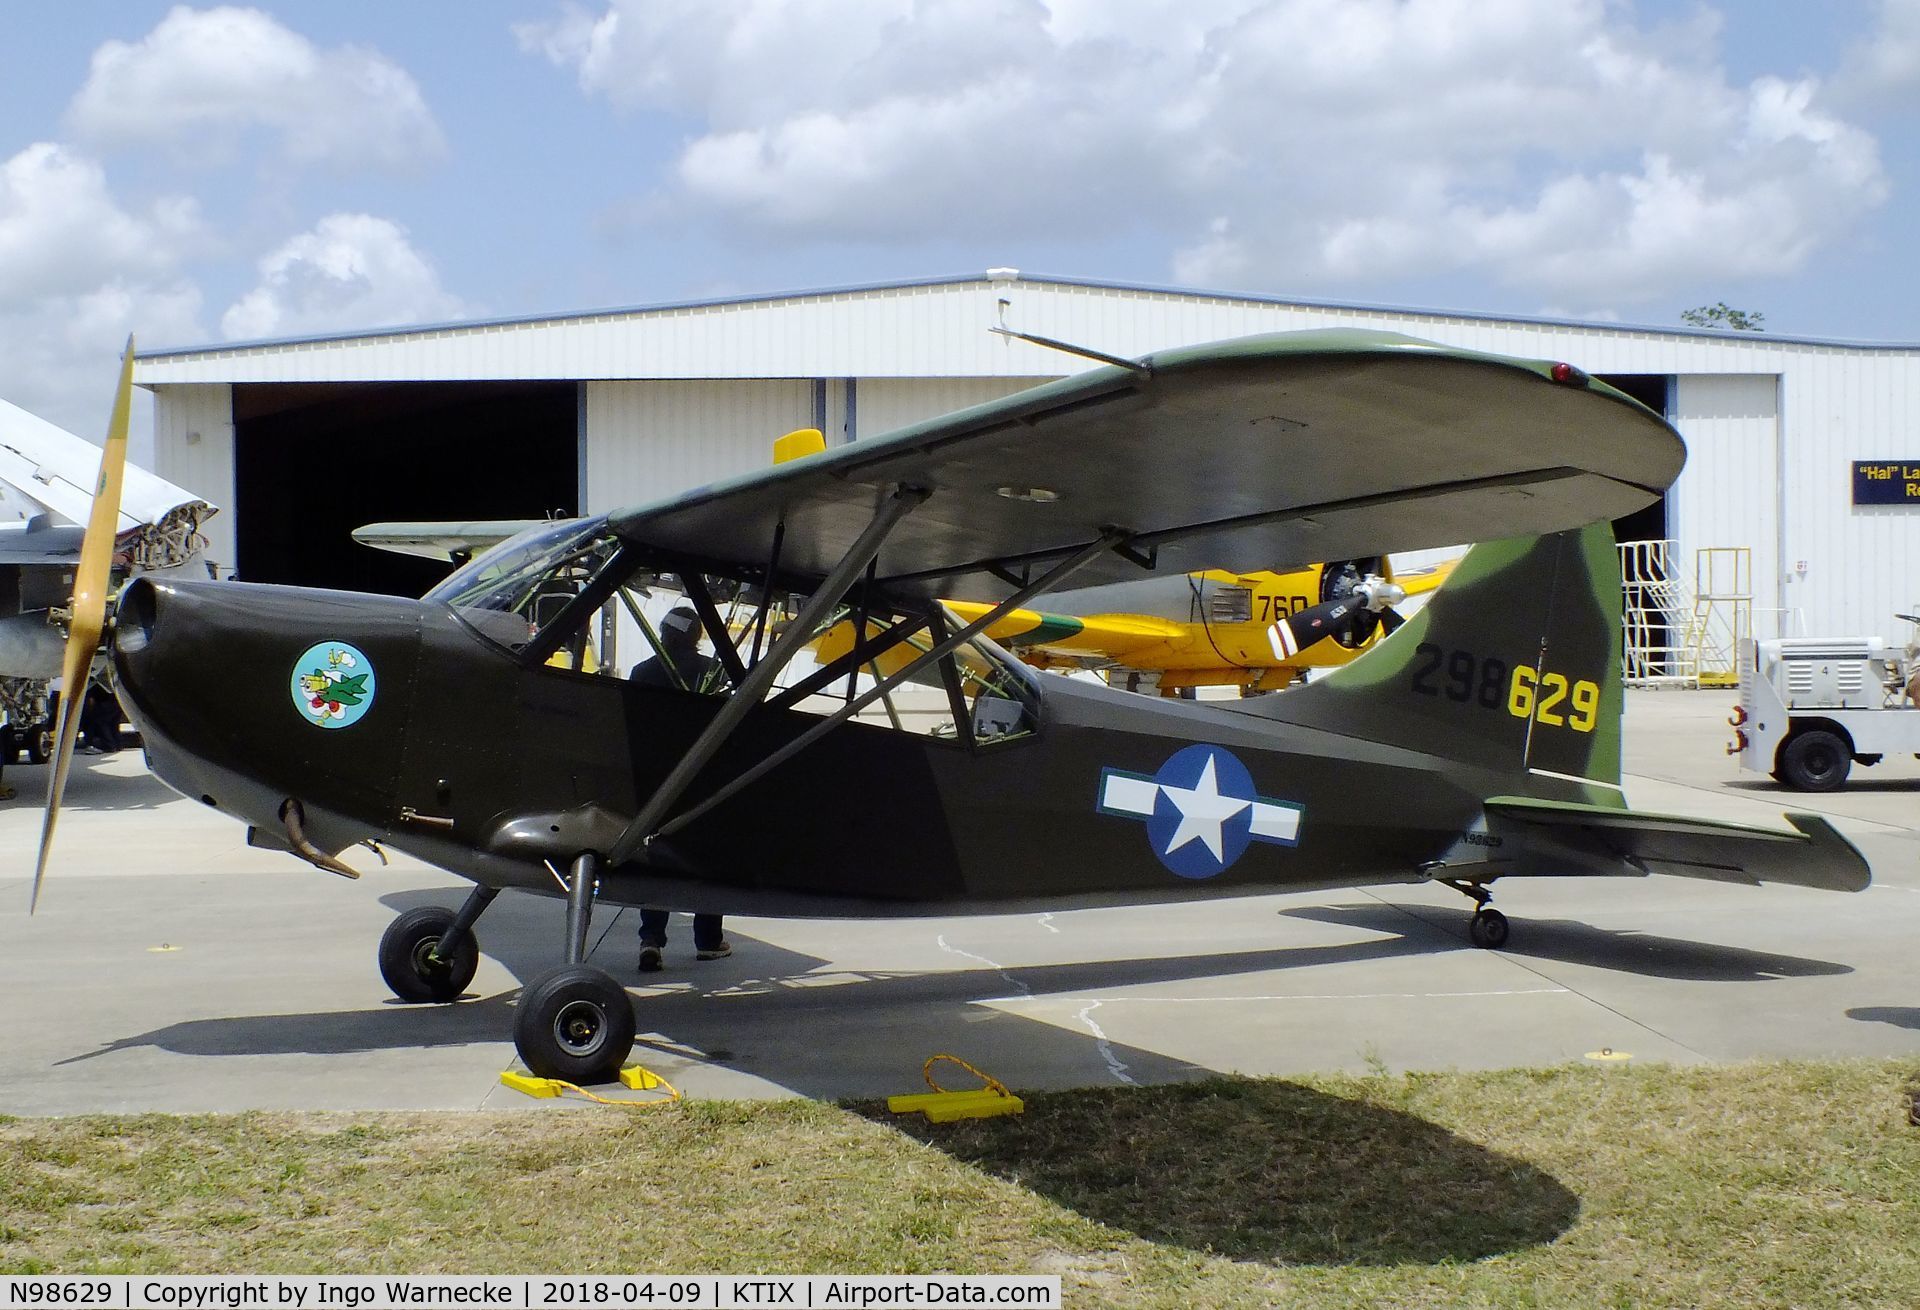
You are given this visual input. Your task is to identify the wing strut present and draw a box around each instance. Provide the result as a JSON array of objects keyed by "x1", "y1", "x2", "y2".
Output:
[
  {"x1": 647, "y1": 528, "x2": 1129, "y2": 846},
  {"x1": 606, "y1": 486, "x2": 928, "y2": 866}
]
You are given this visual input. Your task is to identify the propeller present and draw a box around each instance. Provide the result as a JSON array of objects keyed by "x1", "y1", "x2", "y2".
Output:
[
  {"x1": 1268, "y1": 573, "x2": 1406, "y2": 661},
  {"x1": 31, "y1": 337, "x2": 135, "y2": 913}
]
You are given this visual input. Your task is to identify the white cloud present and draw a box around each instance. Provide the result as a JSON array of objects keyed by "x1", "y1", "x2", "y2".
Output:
[
  {"x1": 221, "y1": 213, "x2": 465, "y2": 340},
  {"x1": 1836, "y1": 0, "x2": 1920, "y2": 104},
  {"x1": 520, "y1": 0, "x2": 1889, "y2": 307},
  {"x1": 0, "y1": 144, "x2": 202, "y2": 299},
  {"x1": 68, "y1": 5, "x2": 443, "y2": 169},
  {"x1": 0, "y1": 143, "x2": 205, "y2": 437}
]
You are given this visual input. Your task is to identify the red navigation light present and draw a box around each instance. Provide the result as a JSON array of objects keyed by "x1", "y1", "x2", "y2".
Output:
[{"x1": 1549, "y1": 362, "x2": 1587, "y2": 384}]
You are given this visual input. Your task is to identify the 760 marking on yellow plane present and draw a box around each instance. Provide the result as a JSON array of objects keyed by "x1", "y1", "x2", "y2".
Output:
[{"x1": 1411, "y1": 643, "x2": 1600, "y2": 733}]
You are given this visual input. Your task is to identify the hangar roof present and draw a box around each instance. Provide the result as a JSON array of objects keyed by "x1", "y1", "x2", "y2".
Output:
[{"x1": 132, "y1": 271, "x2": 1920, "y2": 388}]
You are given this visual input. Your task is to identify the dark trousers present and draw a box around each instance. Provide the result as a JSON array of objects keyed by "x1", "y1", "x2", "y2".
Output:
[{"x1": 639, "y1": 908, "x2": 724, "y2": 951}]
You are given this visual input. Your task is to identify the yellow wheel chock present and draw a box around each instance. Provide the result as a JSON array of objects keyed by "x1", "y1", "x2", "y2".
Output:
[
  {"x1": 888, "y1": 1054, "x2": 1024, "y2": 1123},
  {"x1": 498, "y1": 1063, "x2": 680, "y2": 1108}
]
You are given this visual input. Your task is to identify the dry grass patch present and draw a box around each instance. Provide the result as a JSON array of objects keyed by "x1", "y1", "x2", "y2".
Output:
[{"x1": 0, "y1": 1060, "x2": 1916, "y2": 1308}]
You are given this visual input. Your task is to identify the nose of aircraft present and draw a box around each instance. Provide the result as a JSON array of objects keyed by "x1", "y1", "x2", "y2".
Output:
[{"x1": 112, "y1": 575, "x2": 425, "y2": 848}]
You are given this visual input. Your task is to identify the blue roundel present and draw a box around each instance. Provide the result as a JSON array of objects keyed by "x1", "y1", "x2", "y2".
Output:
[
  {"x1": 290, "y1": 641, "x2": 376, "y2": 729},
  {"x1": 1144, "y1": 744, "x2": 1257, "y2": 879}
]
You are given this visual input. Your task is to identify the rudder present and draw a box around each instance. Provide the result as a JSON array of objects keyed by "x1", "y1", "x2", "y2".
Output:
[{"x1": 1261, "y1": 523, "x2": 1624, "y2": 804}]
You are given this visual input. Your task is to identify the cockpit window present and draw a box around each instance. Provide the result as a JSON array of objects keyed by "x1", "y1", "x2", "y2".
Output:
[{"x1": 426, "y1": 518, "x2": 620, "y2": 653}]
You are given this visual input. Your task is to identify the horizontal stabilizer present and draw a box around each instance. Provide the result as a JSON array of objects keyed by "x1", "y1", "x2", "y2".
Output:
[{"x1": 1486, "y1": 796, "x2": 1871, "y2": 893}]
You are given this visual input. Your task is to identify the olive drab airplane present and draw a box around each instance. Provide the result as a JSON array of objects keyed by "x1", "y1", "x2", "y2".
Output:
[
  {"x1": 34, "y1": 330, "x2": 1869, "y2": 1085},
  {"x1": 936, "y1": 555, "x2": 1456, "y2": 696}
]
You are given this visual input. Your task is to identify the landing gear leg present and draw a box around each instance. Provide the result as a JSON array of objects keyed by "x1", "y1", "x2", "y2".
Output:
[
  {"x1": 514, "y1": 852, "x2": 635, "y2": 1083},
  {"x1": 430, "y1": 885, "x2": 498, "y2": 966},
  {"x1": 1442, "y1": 878, "x2": 1511, "y2": 950}
]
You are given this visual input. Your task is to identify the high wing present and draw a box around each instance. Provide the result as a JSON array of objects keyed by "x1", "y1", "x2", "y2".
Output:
[{"x1": 608, "y1": 330, "x2": 1683, "y2": 599}]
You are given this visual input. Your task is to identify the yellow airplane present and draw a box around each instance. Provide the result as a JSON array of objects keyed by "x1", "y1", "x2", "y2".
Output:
[{"x1": 940, "y1": 556, "x2": 1454, "y2": 696}]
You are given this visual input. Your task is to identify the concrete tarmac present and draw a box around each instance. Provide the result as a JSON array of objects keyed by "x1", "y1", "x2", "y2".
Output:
[{"x1": 1, "y1": 688, "x2": 1916, "y2": 1113}]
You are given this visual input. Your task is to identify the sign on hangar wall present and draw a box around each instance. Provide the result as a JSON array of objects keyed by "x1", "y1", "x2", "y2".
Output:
[{"x1": 1852, "y1": 461, "x2": 1920, "y2": 505}]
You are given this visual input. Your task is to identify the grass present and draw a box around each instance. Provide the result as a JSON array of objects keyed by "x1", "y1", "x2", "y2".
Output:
[{"x1": 2, "y1": 1060, "x2": 1918, "y2": 1307}]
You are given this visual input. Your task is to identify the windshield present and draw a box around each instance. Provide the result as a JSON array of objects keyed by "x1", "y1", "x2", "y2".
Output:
[{"x1": 425, "y1": 517, "x2": 619, "y2": 652}]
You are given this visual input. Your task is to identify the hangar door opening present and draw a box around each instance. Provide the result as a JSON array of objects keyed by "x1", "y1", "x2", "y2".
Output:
[
  {"x1": 1597, "y1": 374, "x2": 1671, "y2": 544},
  {"x1": 234, "y1": 382, "x2": 577, "y2": 596},
  {"x1": 1597, "y1": 374, "x2": 1676, "y2": 680}
]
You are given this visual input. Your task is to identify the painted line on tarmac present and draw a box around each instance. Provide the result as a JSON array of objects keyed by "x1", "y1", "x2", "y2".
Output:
[
  {"x1": 936, "y1": 934, "x2": 1032, "y2": 998},
  {"x1": 1073, "y1": 1000, "x2": 1139, "y2": 1086},
  {"x1": 941, "y1": 934, "x2": 1137, "y2": 1085}
]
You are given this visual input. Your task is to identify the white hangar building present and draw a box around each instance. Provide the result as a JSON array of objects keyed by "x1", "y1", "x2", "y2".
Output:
[{"x1": 135, "y1": 271, "x2": 1920, "y2": 645}]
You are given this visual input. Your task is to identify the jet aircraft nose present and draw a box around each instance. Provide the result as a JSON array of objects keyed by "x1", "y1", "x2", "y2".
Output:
[{"x1": 112, "y1": 576, "x2": 425, "y2": 851}]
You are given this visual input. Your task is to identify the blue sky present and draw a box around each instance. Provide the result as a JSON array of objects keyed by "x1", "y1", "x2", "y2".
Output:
[{"x1": 3, "y1": 1, "x2": 1917, "y2": 442}]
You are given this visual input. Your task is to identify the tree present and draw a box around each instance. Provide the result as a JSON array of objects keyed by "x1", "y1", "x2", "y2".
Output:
[{"x1": 1681, "y1": 302, "x2": 1765, "y2": 331}]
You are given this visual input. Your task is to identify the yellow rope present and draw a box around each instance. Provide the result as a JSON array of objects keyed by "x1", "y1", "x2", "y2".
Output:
[
  {"x1": 553, "y1": 1074, "x2": 682, "y2": 1109},
  {"x1": 922, "y1": 1053, "x2": 1011, "y2": 1099}
]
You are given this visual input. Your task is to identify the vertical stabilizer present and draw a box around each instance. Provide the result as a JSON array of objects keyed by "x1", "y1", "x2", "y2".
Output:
[{"x1": 1260, "y1": 523, "x2": 1625, "y2": 806}]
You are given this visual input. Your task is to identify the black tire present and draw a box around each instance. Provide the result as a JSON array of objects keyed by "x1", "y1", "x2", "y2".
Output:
[
  {"x1": 513, "y1": 964, "x2": 635, "y2": 1084},
  {"x1": 1777, "y1": 730, "x2": 1851, "y2": 792},
  {"x1": 26, "y1": 725, "x2": 51, "y2": 765},
  {"x1": 1469, "y1": 907, "x2": 1510, "y2": 950},
  {"x1": 378, "y1": 906, "x2": 479, "y2": 1003}
]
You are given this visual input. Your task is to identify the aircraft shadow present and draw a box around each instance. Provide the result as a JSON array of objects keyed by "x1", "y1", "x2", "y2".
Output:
[
  {"x1": 56, "y1": 896, "x2": 1585, "y2": 1267},
  {"x1": 2, "y1": 754, "x2": 177, "y2": 812},
  {"x1": 1846, "y1": 1006, "x2": 1920, "y2": 1031},
  {"x1": 59, "y1": 918, "x2": 1445, "y2": 1074},
  {"x1": 1725, "y1": 777, "x2": 1920, "y2": 795},
  {"x1": 1280, "y1": 903, "x2": 1851, "y2": 982},
  {"x1": 862, "y1": 1077, "x2": 1580, "y2": 1266}
]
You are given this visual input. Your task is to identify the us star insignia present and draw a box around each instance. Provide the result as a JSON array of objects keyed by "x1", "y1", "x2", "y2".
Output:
[{"x1": 1097, "y1": 744, "x2": 1303, "y2": 878}]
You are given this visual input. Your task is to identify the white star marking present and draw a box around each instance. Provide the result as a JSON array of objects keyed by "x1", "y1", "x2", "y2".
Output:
[{"x1": 1157, "y1": 754, "x2": 1252, "y2": 861}]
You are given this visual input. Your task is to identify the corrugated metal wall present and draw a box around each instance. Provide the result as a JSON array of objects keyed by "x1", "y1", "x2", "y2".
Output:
[
  {"x1": 150, "y1": 383, "x2": 235, "y2": 572},
  {"x1": 1780, "y1": 351, "x2": 1920, "y2": 641},
  {"x1": 138, "y1": 278, "x2": 1920, "y2": 643},
  {"x1": 1672, "y1": 375, "x2": 1780, "y2": 634},
  {"x1": 584, "y1": 379, "x2": 816, "y2": 514},
  {"x1": 853, "y1": 377, "x2": 1050, "y2": 437}
]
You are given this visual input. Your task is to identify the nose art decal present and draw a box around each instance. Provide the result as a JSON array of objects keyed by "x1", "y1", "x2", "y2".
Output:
[{"x1": 291, "y1": 641, "x2": 376, "y2": 728}]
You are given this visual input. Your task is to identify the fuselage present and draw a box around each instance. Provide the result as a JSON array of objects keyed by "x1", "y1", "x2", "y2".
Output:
[{"x1": 113, "y1": 574, "x2": 1502, "y2": 917}]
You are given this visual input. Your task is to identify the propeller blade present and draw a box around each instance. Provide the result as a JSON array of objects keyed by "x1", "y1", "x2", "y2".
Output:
[
  {"x1": 1379, "y1": 607, "x2": 1405, "y2": 636},
  {"x1": 1267, "y1": 596, "x2": 1365, "y2": 661},
  {"x1": 32, "y1": 336, "x2": 135, "y2": 914}
]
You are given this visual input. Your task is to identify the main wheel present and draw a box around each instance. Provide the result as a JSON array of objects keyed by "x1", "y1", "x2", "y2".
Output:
[
  {"x1": 513, "y1": 964, "x2": 635, "y2": 1084},
  {"x1": 1469, "y1": 907, "x2": 1510, "y2": 949},
  {"x1": 378, "y1": 906, "x2": 479, "y2": 1003},
  {"x1": 1777, "y1": 730, "x2": 1851, "y2": 792},
  {"x1": 26, "y1": 725, "x2": 51, "y2": 765}
]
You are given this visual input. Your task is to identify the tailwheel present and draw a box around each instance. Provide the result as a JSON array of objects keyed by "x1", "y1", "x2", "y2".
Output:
[
  {"x1": 1469, "y1": 907, "x2": 1510, "y2": 950},
  {"x1": 514, "y1": 964, "x2": 635, "y2": 1084},
  {"x1": 379, "y1": 906, "x2": 479, "y2": 1003}
]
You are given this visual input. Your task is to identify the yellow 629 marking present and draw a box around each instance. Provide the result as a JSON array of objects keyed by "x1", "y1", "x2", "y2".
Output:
[{"x1": 1508, "y1": 666, "x2": 1600, "y2": 733}]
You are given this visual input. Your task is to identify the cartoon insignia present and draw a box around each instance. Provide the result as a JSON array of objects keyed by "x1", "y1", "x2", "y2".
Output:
[{"x1": 289, "y1": 641, "x2": 376, "y2": 729}]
